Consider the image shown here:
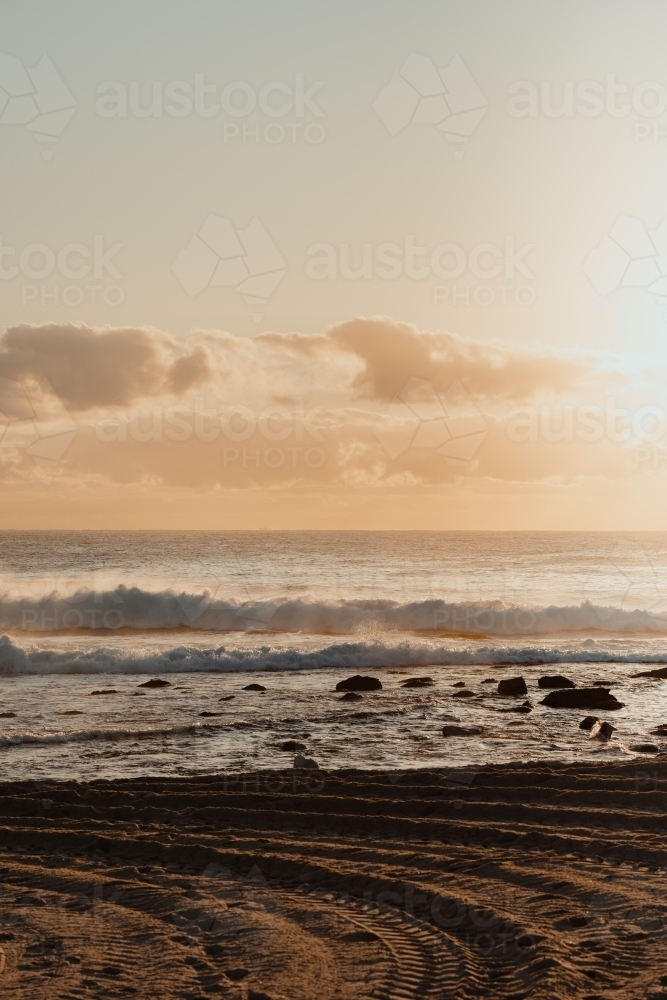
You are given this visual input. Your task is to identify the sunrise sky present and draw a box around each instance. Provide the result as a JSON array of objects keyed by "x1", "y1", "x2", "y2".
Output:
[{"x1": 2, "y1": 0, "x2": 667, "y2": 528}]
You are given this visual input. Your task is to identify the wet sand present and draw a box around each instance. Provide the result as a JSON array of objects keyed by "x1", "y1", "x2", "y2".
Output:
[{"x1": 1, "y1": 761, "x2": 667, "y2": 998}]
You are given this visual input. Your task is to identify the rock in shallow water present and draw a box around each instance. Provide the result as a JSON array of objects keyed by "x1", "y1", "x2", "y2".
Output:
[
  {"x1": 498, "y1": 677, "x2": 527, "y2": 697},
  {"x1": 401, "y1": 677, "x2": 434, "y2": 688},
  {"x1": 442, "y1": 725, "x2": 483, "y2": 737},
  {"x1": 630, "y1": 743, "x2": 660, "y2": 754},
  {"x1": 138, "y1": 678, "x2": 171, "y2": 688},
  {"x1": 243, "y1": 683, "x2": 266, "y2": 691},
  {"x1": 538, "y1": 675, "x2": 575, "y2": 689},
  {"x1": 580, "y1": 715, "x2": 599, "y2": 730},
  {"x1": 335, "y1": 675, "x2": 382, "y2": 691},
  {"x1": 338, "y1": 691, "x2": 363, "y2": 701},
  {"x1": 281, "y1": 740, "x2": 306, "y2": 751},
  {"x1": 635, "y1": 666, "x2": 667, "y2": 678},
  {"x1": 541, "y1": 688, "x2": 623, "y2": 710},
  {"x1": 293, "y1": 754, "x2": 319, "y2": 769}
]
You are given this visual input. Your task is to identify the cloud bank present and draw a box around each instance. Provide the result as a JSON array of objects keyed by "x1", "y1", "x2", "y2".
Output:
[
  {"x1": 0, "y1": 316, "x2": 654, "y2": 491},
  {"x1": 0, "y1": 323, "x2": 213, "y2": 410}
]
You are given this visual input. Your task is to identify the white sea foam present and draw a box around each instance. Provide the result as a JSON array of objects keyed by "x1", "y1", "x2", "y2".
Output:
[
  {"x1": 1, "y1": 586, "x2": 667, "y2": 636},
  {"x1": 0, "y1": 633, "x2": 665, "y2": 677}
]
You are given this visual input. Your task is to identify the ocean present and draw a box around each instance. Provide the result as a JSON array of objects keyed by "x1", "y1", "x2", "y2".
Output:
[{"x1": 0, "y1": 530, "x2": 666, "y2": 780}]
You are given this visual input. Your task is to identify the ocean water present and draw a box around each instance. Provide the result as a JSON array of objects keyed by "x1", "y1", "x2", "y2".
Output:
[{"x1": 1, "y1": 530, "x2": 667, "y2": 780}]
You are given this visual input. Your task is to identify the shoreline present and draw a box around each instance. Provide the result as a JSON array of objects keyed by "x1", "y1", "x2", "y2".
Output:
[{"x1": 1, "y1": 761, "x2": 666, "y2": 997}]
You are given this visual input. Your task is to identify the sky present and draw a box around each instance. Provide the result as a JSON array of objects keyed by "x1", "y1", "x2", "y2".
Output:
[{"x1": 1, "y1": 0, "x2": 667, "y2": 528}]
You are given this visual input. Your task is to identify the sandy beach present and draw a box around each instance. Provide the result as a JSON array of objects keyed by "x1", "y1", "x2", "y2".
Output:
[{"x1": 1, "y1": 760, "x2": 666, "y2": 998}]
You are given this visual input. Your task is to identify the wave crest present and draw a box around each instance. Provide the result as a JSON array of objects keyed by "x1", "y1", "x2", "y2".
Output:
[
  {"x1": 1, "y1": 586, "x2": 667, "y2": 636},
  {"x1": 0, "y1": 634, "x2": 666, "y2": 677}
]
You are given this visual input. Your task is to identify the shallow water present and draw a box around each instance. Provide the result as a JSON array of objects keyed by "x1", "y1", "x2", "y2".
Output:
[
  {"x1": 1, "y1": 530, "x2": 667, "y2": 779},
  {"x1": 0, "y1": 658, "x2": 665, "y2": 781}
]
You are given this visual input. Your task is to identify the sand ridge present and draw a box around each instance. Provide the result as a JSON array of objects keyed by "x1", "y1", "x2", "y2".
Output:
[{"x1": 0, "y1": 761, "x2": 666, "y2": 997}]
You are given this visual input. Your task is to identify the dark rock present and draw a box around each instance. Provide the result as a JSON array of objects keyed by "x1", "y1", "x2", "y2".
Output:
[
  {"x1": 199, "y1": 711, "x2": 220, "y2": 717},
  {"x1": 90, "y1": 689, "x2": 118, "y2": 696},
  {"x1": 243, "y1": 683, "x2": 266, "y2": 691},
  {"x1": 59, "y1": 710, "x2": 84, "y2": 715},
  {"x1": 293, "y1": 753, "x2": 319, "y2": 769},
  {"x1": 651, "y1": 724, "x2": 667, "y2": 736},
  {"x1": 634, "y1": 666, "x2": 667, "y2": 679},
  {"x1": 630, "y1": 743, "x2": 660, "y2": 754},
  {"x1": 595, "y1": 721, "x2": 614, "y2": 740},
  {"x1": 538, "y1": 675, "x2": 575, "y2": 689},
  {"x1": 401, "y1": 677, "x2": 434, "y2": 688},
  {"x1": 0, "y1": 711, "x2": 16, "y2": 718},
  {"x1": 339, "y1": 691, "x2": 363, "y2": 701},
  {"x1": 580, "y1": 716, "x2": 599, "y2": 730},
  {"x1": 248, "y1": 991, "x2": 273, "y2": 1000},
  {"x1": 498, "y1": 676, "x2": 527, "y2": 697},
  {"x1": 481, "y1": 677, "x2": 497, "y2": 684},
  {"x1": 138, "y1": 678, "x2": 171, "y2": 688},
  {"x1": 281, "y1": 740, "x2": 306, "y2": 751},
  {"x1": 541, "y1": 688, "x2": 623, "y2": 710},
  {"x1": 453, "y1": 681, "x2": 466, "y2": 687},
  {"x1": 500, "y1": 700, "x2": 532, "y2": 714},
  {"x1": 335, "y1": 675, "x2": 382, "y2": 692},
  {"x1": 452, "y1": 689, "x2": 475, "y2": 698},
  {"x1": 218, "y1": 695, "x2": 235, "y2": 701},
  {"x1": 443, "y1": 725, "x2": 483, "y2": 737}
]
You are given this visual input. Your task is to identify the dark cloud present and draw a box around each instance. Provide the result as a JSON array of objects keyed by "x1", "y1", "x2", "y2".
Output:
[{"x1": 0, "y1": 323, "x2": 212, "y2": 410}]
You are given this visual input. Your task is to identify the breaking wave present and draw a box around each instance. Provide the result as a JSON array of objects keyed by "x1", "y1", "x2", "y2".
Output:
[
  {"x1": 1, "y1": 586, "x2": 667, "y2": 636},
  {"x1": 0, "y1": 634, "x2": 666, "y2": 677}
]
